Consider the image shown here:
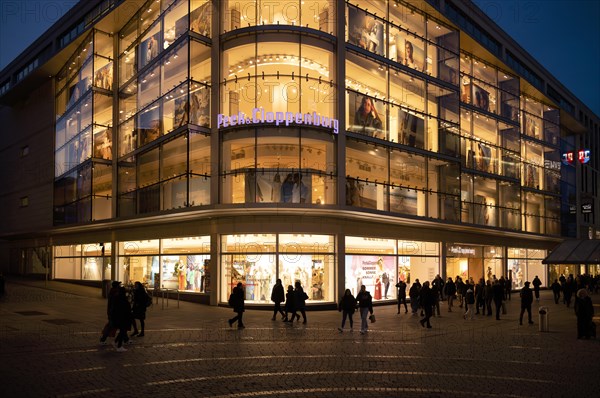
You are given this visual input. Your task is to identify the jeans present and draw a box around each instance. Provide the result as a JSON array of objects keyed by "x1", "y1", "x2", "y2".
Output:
[
  {"x1": 359, "y1": 307, "x2": 370, "y2": 332},
  {"x1": 341, "y1": 311, "x2": 354, "y2": 329}
]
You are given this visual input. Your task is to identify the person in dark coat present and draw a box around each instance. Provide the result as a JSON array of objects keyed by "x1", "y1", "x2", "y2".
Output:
[
  {"x1": 444, "y1": 277, "x2": 456, "y2": 312},
  {"x1": 532, "y1": 276, "x2": 542, "y2": 301},
  {"x1": 550, "y1": 279, "x2": 561, "y2": 304},
  {"x1": 228, "y1": 282, "x2": 245, "y2": 328},
  {"x1": 409, "y1": 280, "x2": 421, "y2": 315},
  {"x1": 419, "y1": 281, "x2": 434, "y2": 328},
  {"x1": 338, "y1": 289, "x2": 356, "y2": 332},
  {"x1": 111, "y1": 286, "x2": 132, "y2": 352},
  {"x1": 294, "y1": 281, "x2": 308, "y2": 324},
  {"x1": 519, "y1": 281, "x2": 534, "y2": 325},
  {"x1": 475, "y1": 278, "x2": 485, "y2": 315},
  {"x1": 356, "y1": 285, "x2": 374, "y2": 334},
  {"x1": 131, "y1": 281, "x2": 149, "y2": 337},
  {"x1": 574, "y1": 289, "x2": 595, "y2": 339},
  {"x1": 564, "y1": 275, "x2": 575, "y2": 308},
  {"x1": 492, "y1": 280, "x2": 504, "y2": 320},
  {"x1": 270, "y1": 279, "x2": 285, "y2": 321},
  {"x1": 283, "y1": 285, "x2": 297, "y2": 323},
  {"x1": 395, "y1": 280, "x2": 408, "y2": 314},
  {"x1": 100, "y1": 281, "x2": 121, "y2": 344},
  {"x1": 484, "y1": 280, "x2": 493, "y2": 316}
]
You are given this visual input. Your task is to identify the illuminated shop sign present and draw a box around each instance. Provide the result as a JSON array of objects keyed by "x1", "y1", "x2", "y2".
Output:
[
  {"x1": 562, "y1": 151, "x2": 574, "y2": 166},
  {"x1": 448, "y1": 245, "x2": 476, "y2": 255},
  {"x1": 562, "y1": 150, "x2": 591, "y2": 165},
  {"x1": 217, "y1": 108, "x2": 339, "y2": 134},
  {"x1": 578, "y1": 149, "x2": 590, "y2": 164},
  {"x1": 582, "y1": 203, "x2": 593, "y2": 214}
]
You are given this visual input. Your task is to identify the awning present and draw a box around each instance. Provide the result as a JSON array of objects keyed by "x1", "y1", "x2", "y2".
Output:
[{"x1": 542, "y1": 239, "x2": 600, "y2": 264}]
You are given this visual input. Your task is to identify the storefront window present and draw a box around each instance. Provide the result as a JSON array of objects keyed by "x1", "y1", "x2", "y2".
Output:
[
  {"x1": 221, "y1": 234, "x2": 334, "y2": 304},
  {"x1": 508, "y1": 248, "x2": 547, "y2": 290},
  {"x1": 54, "y1": 243, "x2": 112, "y2": 281}
]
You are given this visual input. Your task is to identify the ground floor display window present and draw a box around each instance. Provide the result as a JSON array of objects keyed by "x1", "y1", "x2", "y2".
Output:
[
  {"x1": 446, "y1": 244, "x2": 504, "y2": 283},
  {"x1": 53, "y1": 243, "x2": 112, "y2": 281},
  {"x1": 507, "y1": 248, "x2": 547, "y2": 289},
  {"x1": 118, "y1": 236, "x2": 211, "y2": 292},
  {"x1": 345, "y1": 237, "x2": 440, "y2": 300},
  {"x1": 221, "y1": 234, "x2": 334, "y2": 304}
]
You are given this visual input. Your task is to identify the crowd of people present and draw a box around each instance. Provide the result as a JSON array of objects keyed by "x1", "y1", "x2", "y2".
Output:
[
  {"x1": 98, "y1": 272, "x2": 596, "y2": 351},
  {"x1": 99, "y1": 281, "x2": 151, "y2": 352}
]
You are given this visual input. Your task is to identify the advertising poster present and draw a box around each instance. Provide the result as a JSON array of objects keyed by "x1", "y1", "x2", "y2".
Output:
[
  {"x1": 93, "y1": 128, "x2": 112, "y2": 160},
  {"x1": 138, "y1": 107, "x2": 161, "y2": 146},
  {"x1": 392, "y1": 31, "x2": 425, "y2": 71},
  {"x1": 389, "y1": 186, "x2": 418, "y2": 215},
  {"x1": 140, "y1": 32, "x2": 160, "y2": 68},
  {"x1": 472, "y1": 84, "x2": 490, "y2": 112},
  {"x1": 190, "y1": 2, "x2": 211, "y2": 36},
  {"x1": 190, "y1": 88, "x2": 210, "y2": 127},
  {"x1": 345, "y1": 255, "x2": 396, "y2": 299},
  {"x1": 348, "y1": 7, "x2": 384, "y2": 56},
  {"x1": 348, "y1": 91, "x2": 384, "y2": 138},
  {"x1": 94, "y1": 62, "x2": 113, "y2": 91},
  {"x1": 246, "y1": 171, "x2": 312, "y2": 204},
  {"x1": 398, "y1": 109, "x2": 424, "y2": 148}
]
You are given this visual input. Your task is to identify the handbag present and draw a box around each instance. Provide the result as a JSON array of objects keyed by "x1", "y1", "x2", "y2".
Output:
[{"x1": 369, "y1": 314, "x2": 376, "y2": 323}]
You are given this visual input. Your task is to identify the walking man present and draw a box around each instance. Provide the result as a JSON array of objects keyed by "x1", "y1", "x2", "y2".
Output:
[
  {"x1": 270, "y1": 279, "x2": 285, "y2": 321},
  {"x1": 532, "y1": 275, "x2": 542, "y2": 301},
  {"x1": 395, "y1": 279, "x2": 408, "y2": 314},
  {"x1": 519, "y1": 281, "x2": 534, "y2": 325},
  {"x1": 228, "y1": 282, "x2": 245, "y2": 328}
]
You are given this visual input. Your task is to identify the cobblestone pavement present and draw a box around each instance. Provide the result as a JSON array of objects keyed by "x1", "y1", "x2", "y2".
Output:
[{"x1": 0, "y1": 279, "x2": 598, "y2": 397}]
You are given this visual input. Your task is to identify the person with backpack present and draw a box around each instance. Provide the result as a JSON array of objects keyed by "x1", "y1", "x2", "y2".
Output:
[
  {"x1": 131, "y1": 281, "x2": 151, "y2": 337},
  {"x1": 228, "y1": 282, "x2": 245, "y2": 328}
]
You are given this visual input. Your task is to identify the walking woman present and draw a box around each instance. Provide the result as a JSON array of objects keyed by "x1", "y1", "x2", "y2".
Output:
[
  {"x1": 338, "y1": 289, "x2": 356, "y2": 332},
  {"x1": 270, "y1": 279, "x2": 285, "y2": 321},
  {"x1": 111, "y1": 286, "x2": 132, "y2": 352},
  {"x1": 294, "y1": 281, "x2": 308, "y2": 324},
  {"x1": 284, "y1": 285, "x2": 297, "y2": 322}
]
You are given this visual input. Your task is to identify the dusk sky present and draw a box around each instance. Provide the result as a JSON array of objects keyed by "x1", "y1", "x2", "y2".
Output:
[{"x1": 0, "y1": 0, "x2": 598, "y2": 115}]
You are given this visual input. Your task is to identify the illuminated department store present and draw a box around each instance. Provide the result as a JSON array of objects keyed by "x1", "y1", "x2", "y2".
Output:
[{"x1": 1, "y1": 0, "x2": 599, "y2": 307}]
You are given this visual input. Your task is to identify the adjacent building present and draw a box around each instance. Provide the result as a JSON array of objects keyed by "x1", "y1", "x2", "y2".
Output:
[{"x1": 1, "y1": 0, "x2": 598, "y2": 306}]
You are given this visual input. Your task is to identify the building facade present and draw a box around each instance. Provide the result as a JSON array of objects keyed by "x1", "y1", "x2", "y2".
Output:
[{"x1": 1, "y1": 0, "x2": 599, "y2": 306}]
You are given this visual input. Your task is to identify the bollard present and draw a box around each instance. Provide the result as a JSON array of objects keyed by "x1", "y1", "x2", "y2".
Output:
[{"x1": 538, "y1": 306, "x2": 549, "y2": 332}]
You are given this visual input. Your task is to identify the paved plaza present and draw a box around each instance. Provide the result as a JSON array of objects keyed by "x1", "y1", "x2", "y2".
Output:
[{"x1": 0, "y1": 278, "x2": 598, "y2": 397}]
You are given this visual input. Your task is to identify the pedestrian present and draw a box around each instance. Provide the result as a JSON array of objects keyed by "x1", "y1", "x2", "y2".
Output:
[
  {"x1": 409, "y1": 280, "x2": 420, "y2": 315},
  {"x1": 430, "y1": 283, "x2": 440, "y2": 317},
  {"x1": 550, "y1": 279, "x2": 561, "y2": 304},
  {"x1": 131, "y1": 281, "x2": 150, "y2": 337},
  {"x1": 294, "y1": 281, "x2": 308, "y2": 324},
  {"x1": 505, "y1": 276, "x2": 512, "y2": 300},
  {"x1": 492, "y1": 280, "x2": 504, "y2": 320},
  {"x1": 111, "y1": 286, "x2": 132, "y2": 352},
  {"x1": 444, "y1": 277, "x2": 456, "y2": 312},
  {"x1": 574, "y1": 289, "x2": 595, "y2": 339},
  {"x1": 419, "y1": 281, "x2": 433, "y2": 328},
  {"x1": 100, "y1": 281, "x2": 121, "y2": 344},
  {"x1": 228, "y1": 282, "x2": 245, "y2": 328},
  {"x1": 463, "y1": 282, "x2": 475, "y2": 320},
  {"x1": 395, "y1": 279, "x2": 408, "y2": 314},
  {"x1": 356, "y1": 285, "x2": 374, "y2": 334},
  {"x1": 475, "y1": 278, "x2": 485, "y2": 315},
  {"x1": 337, "y1": 288, "x2": 356, "y2": 332},
  {"x1": 532, "y1": 275, "x2": 542, "y2": 301},
  {"x1": 519, "y1": 281, "x2": 534, "y2": 325},
  {"x1": 484, "y1": 279, "x2": 493, "y2": 316},
  {"x1": 456, "y1": 276, "x2": 465, "y2": 307},
  {"x1": 270, "y1": 279, "x2": 285, "y2": 321},
  {"x1": 283, "y1": 285, "x2": 297, "y2": 322},
  {"x1": 564, "y1": 275, "x2": 574, "y2": 308}
]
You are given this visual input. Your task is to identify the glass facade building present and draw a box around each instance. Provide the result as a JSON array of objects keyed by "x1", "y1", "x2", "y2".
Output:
[{"x1": 1, "y1": 0, "x2": 598, "y2": 306}]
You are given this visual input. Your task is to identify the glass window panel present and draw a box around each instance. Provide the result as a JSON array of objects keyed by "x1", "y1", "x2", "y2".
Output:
[
  {"x1": 138, "y1": 64, "x2": 160, "y2": 109},
  {"x1": 118, "y1": 156, "x2": 136, "y2": 194},
  {"x1": 120, "y1": 49, "x2": 136, "y2": 86},
  {"x1": 189, "y1": 175, "x2": 210, "y2": 206},
  {"x1": 347, "y1": 6, "x2": 385, "y2": 57},
  {"x1": 390, "y1": 69, "x2": 425, "y2": 114},
  {"x1": 163, "y1": 82, "x2": 188, "y2": 133},
  {"x1": 346, "y1": 139, "x2": 388, "y2": 182},
  {"x1": 119, "y1": 81, "x2": 138, "y2": 123},
  {"x1": 54, "y1": 257, "x2": 82, "y2": 279},
  {"x1": 190, "y1": 83, "x2": 210, "y2": 127},
  {"x1": 162, "y1": 177, "x2": 188, "y2": 210},
  {"x1": 398, "y1": 240, "x2": 439, "y2": 256},
  {"x1": 162, "y1": 41, "x2": 189, "y2": 95},
  {"x1": 190, "y1": 40, "x2": 211, "y2": 83},
  {"x1": 161, "y1": 136, "x2": 188, "y2": 179},
  {"x1": 346, "y1": 237, "x2": 397, "y2": 254},
  {"x1": 190, "y1": 132, "x2": 210, "y2": 175},
  {"x1": 138, "y1": 147, "x2": 160, "y2": 187},
  {"x1": 92, "y1": 163, "x2": 112, "y2": 196},
  {"x1": 346, "y1": 91, "x2": 386, "y2": 139}
]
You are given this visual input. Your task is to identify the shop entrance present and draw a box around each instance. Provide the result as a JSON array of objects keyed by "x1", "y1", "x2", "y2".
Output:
[{"x1": 446, "y1": 244, "x2": 503, "y2": 283}]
